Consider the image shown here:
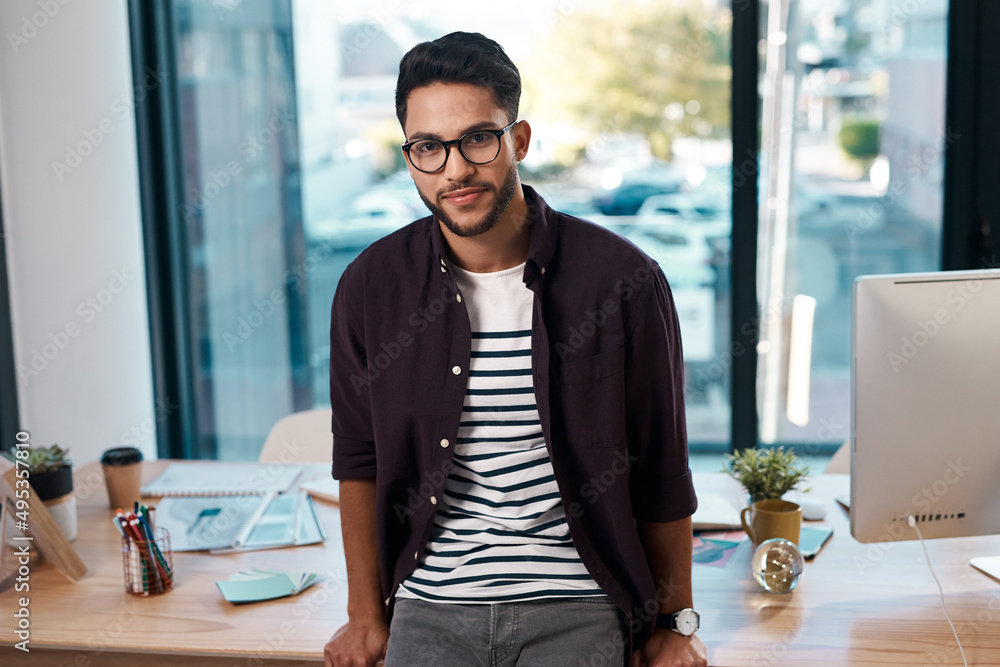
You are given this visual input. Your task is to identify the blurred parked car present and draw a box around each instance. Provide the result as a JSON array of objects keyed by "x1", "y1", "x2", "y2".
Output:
[
  {"x1": 533, "y1": 186, "x2": 617, "y2": 229},
  {"x1": 594, "y1": 182, "x2": 681, "y2": 216},
  {"x1": 624, "y1": 222, "x2": 717, "y2": 289},
  {"x1": 593, "y1": 163, "x2": 685, "y2": 215},
  {"x1": 308, "y1": 190, "x2": 427, "y2": 249},
  {"x1": 635, "y1": 193, "x2": 728, "y2": 226}
]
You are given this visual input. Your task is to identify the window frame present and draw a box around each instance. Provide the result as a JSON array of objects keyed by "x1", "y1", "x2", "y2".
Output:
[
  {"x1": 730, "y1": 0, "x2": 760, "y2": 454},
  {"x1": 128, "y1": 0, "x2": 199, "y2": 459}
]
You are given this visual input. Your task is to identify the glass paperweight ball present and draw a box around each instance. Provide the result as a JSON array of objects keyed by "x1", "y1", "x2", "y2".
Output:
[{"x1": 751, "y1": 538, "x2": 804, "y2": 594}]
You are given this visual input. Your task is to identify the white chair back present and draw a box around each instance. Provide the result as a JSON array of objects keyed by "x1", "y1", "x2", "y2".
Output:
[{"x1": 258, "y1": 409, "x2": 333, "y2": 464}]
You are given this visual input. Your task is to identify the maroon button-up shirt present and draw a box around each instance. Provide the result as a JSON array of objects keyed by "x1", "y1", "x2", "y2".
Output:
[{"x1": 330, "y1": 185, "x2": 697, "y2": 651}]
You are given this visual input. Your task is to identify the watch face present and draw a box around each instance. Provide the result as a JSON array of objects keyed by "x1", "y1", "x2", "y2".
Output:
[{"x1": 675, "y1": 609, "x2": 699, "y2": 636}]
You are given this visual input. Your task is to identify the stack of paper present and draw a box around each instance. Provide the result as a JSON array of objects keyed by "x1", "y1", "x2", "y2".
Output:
[{"x1": 216, "y1": 568, "x2": 320, "y2": 604}]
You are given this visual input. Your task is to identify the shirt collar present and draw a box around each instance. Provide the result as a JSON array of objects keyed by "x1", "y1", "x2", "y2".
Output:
[{"x1": 429, "y1": 184, "x2": 558, "y2": 277}]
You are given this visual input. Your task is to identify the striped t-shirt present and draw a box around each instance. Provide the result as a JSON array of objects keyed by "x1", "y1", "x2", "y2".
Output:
[{"x1": 396, "y1": 262, "x2": 604, "y2": 603}]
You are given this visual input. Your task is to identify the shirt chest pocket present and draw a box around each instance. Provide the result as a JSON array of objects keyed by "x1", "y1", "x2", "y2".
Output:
[{"x1": 552, "y1": 347, "x2": 626, "y2": 448}]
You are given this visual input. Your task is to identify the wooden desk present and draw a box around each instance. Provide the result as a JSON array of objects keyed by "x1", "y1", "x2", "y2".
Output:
[
  {"x1": 0, "y1": 460, "x2": 346, "y2": 666},
  {"x1": 693, "y1": 473, "x2": 1000, "y2": 666},
  {"x1": 2, "y1": 466, "x2": 999, "y2": 666}
]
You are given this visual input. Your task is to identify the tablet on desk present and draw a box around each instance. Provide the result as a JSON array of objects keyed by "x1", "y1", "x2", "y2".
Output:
[{"x1": 799, "y1": 525, "x2": 834, "y2": 560}]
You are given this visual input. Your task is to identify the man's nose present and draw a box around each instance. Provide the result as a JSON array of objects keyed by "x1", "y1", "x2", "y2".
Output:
[{"x1": 442, "y1": 145, "x2": 476, "y2": 181}]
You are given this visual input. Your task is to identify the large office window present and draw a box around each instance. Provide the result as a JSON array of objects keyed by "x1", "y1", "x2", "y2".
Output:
[
  {"x1": 149, "y1": 0, "x2": 735, "y2": 459},
  {"x1": 133, "y1": 0, "x2": 965, "y2": 459},
  {"x1": 755, "y1": 0, "x2": 948, "y2": 447}
]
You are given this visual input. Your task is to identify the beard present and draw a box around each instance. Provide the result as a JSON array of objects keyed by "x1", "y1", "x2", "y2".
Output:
[{"x1": 417, "y1": 162, "x2": 519, "y2": 238}]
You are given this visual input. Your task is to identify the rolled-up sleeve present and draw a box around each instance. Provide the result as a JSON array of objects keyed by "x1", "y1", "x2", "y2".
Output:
[
  {"x1": 624, "y1": 262, "x2": 697, "y2": 522},
  {"x1": 329, "y1": 261, "x2": 377, "y2": 480}
]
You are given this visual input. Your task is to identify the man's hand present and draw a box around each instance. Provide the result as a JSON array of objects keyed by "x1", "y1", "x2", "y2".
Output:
[
  {"x1": 329, "y1": 479, "x2": 387, "y2": 666},
  {"x1": 324, "y1": 616, "x2": 390, "y2": 667},
  {"x1": 630, "y1": 629, "x2": 708, "y2": 667}
]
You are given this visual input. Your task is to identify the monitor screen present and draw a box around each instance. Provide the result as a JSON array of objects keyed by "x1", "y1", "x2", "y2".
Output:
[{"x1": 850, "y1": 268, "x2": 1000, "y2": 544}]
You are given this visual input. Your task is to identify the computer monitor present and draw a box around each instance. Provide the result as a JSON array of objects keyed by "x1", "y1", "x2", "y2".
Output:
[{"x1": 850, "y1": 268, "x2": 1000, "y2": 549}]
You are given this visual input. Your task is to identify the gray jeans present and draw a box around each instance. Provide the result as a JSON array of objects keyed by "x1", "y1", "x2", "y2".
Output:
[{"x1": 383, "y1": 596, "x2": 626, "y2": 667}]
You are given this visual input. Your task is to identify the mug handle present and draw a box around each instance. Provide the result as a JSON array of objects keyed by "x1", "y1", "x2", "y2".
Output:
[{"x1": 740, "y1": 506, "x2": 754, "y2": 543}]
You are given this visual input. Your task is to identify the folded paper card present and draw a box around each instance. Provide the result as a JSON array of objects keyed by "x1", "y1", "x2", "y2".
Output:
[{"x1": 216, "y1": 568, "x2": 319, "y2": 604}]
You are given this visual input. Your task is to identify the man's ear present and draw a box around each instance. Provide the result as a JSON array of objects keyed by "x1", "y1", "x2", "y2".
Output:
[{"x1": 512, "y1": 120, "x2": 532, "y2": 162}]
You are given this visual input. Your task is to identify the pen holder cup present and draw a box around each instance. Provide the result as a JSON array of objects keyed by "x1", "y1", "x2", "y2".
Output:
[{"x1": 122, "y1": 527, "x2": 174, "y2": 596}]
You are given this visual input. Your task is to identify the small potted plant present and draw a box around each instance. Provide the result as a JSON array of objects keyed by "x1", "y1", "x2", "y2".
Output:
[
  {"x1": 724, "y1": 446, "x2": 810, "y2": 504},
  {"x1": 724, "y1": 446, "x2": 810, "y2": 546},
  {"x1": 2, "y1": 444, "x2": 77, "y2": 541}
]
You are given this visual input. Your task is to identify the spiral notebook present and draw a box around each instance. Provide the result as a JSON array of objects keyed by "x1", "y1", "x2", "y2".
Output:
[
  {"x1": 141, "y1": 462, "x2": 304, "y2": 497},
  {"x1": 691, "y1": 492, "x2": 743, "y2": 531}
]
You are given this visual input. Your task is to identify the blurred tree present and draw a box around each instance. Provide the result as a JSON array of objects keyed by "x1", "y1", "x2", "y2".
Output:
[
  {"x1": 522, "y1": 0, "x2": 731, "y2": 163},
  {"x1": 838, "y1": 118, "x2": 880, "y2": 165},
  {"x1": 364, "y1": 119, "x2": 406, "y2": 180}
]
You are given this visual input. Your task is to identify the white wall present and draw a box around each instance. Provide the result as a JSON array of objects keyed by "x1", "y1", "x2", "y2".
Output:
[{"x1": 0, "y1": 0, "x2": 156, "y2": 464}]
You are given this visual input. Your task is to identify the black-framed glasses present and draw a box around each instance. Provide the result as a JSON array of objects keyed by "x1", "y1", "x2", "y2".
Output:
[{"x1": 401, "y1": 121, "x2": 518, "y2": 173}]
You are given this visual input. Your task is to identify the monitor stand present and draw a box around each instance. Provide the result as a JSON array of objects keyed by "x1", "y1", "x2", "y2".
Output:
[{"x1": 971, "y1": 556, "x2": 1000, "y2": 583}]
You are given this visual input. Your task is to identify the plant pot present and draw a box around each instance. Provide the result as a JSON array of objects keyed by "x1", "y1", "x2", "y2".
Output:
[{"x1": 31, "y1": 466, "x2": 77, "y2": 542}]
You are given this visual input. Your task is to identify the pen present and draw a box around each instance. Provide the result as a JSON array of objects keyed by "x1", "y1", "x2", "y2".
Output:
[
  {"x1": 115, "y1": 512, "x2": 135, "y2": 538},
  {"x1": 112, "y1": 513, "x2": 128, "y2": 538},
  {"x1": 136, "y1": 512, "x2": 154, "y2": 541},
  {"x1": 138, "y1": 513, "x2": 167, "y2": 567}
]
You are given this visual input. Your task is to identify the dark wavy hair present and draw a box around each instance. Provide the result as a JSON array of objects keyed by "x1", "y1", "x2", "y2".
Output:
[{"x1": 395, "y1": 32, "x2": 520, "y2": 129}]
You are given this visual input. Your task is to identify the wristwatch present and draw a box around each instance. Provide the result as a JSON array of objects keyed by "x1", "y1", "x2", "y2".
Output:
[{"x1": 656, "y1": 608, "x2": 700, "y2": 636}]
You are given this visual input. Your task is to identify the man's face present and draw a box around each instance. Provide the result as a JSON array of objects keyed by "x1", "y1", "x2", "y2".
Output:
[{"x1": 402, "y1": 83, "x2": 521, "y2": 238}]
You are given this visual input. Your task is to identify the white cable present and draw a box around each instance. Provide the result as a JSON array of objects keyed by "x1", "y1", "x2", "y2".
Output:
[{"x1": 907, "y1": 515, "x2": 968, "y2": 667}]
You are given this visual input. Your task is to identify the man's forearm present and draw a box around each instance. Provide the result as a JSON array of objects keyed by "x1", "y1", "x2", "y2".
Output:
[
  {"x1": 637, "y1": 516, "x2": 695, "y2": 614},
  {"x1": 339, "y1": 478, "x2": 385, "y2": 621}
]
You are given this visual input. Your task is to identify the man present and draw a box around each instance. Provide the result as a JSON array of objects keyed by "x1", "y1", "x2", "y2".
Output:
[{"x1": 325, "y1": 31, "x2": 706, "y2": 667}]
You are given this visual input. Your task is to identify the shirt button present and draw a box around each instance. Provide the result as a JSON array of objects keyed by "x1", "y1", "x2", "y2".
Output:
[
  {"x1": 452, "y1": 366, "x2": 462, "y2": 375},
  {"x1": 440, "y1": 438, "x2": 450, "y2": 448},
  {"x1": 541, "y1": 266, "x2": 546, "y2": 275},
  {"x1": 430, "y1": 496, "x2": 437, "y2": 505},
  {"x1": 456, "y1": 294, "x2": 462, "y2": 303},
  {"x1": 414, "y1": 551, "x2": 419, "y2": 560},
  {"x1": 440, "y1": 266, "x2": 447, "y2": 273}
]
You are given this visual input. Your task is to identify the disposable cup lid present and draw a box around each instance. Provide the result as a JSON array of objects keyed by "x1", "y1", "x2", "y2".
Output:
[{"x1": 100, "y1": 447, "x2": 143, "y2": 466}]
